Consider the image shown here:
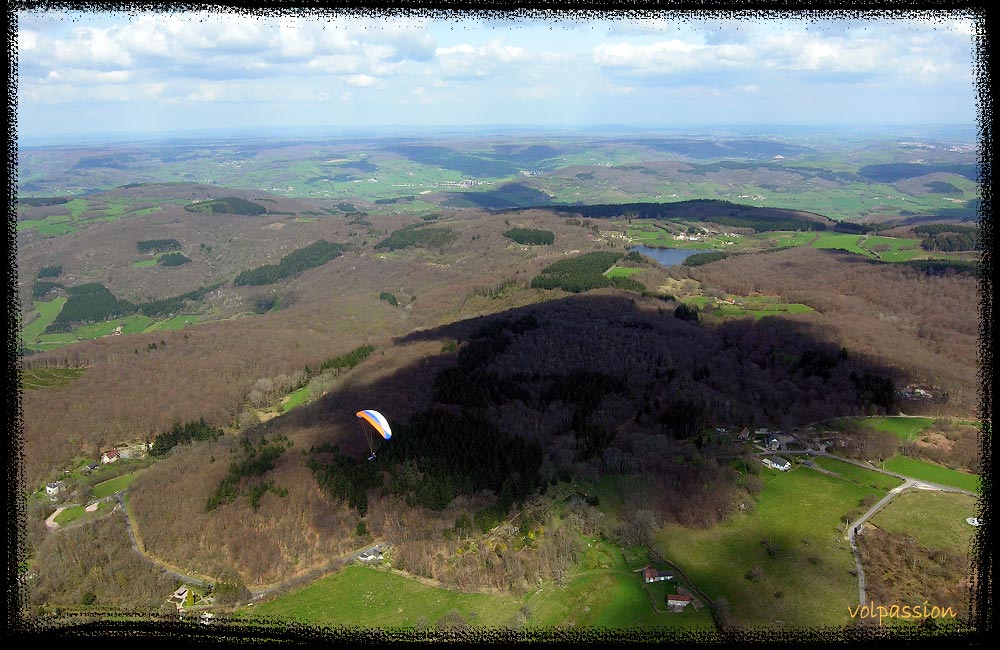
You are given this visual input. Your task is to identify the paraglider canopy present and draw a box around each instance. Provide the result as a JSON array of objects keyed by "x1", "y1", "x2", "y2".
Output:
[
  {"x1": 356, "y1": 410, "x2": 391, "y2": 460},
  {"x1": 356, "y1": 410, "x2": 392, "y2": 440}
]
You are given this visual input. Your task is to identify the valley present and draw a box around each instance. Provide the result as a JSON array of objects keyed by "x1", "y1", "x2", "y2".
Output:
[{"x1": 17, "y1": 131, "x2": 983, "y2": 636}]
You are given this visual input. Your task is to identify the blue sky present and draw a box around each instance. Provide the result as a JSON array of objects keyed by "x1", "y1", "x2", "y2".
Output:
[{"x1": 15, "y1": 9, "x2": 979, "y2": 141}]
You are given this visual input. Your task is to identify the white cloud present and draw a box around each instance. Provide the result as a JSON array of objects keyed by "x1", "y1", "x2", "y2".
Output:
[
  {"x1": 51, "y1": 26, "x2": 132, "y2": 67},
  {"x1": 436, "y1": 39, "x2": 527, "y2": 79},
  {"x1": 346, "y1": 74, "x2": 377, "y2": 87},
  {"x1": 593, "y1": 39, "x2": 752, "y2": 74}
]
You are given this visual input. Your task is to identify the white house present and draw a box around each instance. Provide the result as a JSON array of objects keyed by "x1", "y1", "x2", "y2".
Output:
[
  {"x1": 101, "y1": 449, "x2": 120, "y2": 464},
  {"x1": 45, "y1": 482, "x2": 63, "y2": 497},
  {"x1": 763, "y1": 457, "x2": 791, "y2": 472}
]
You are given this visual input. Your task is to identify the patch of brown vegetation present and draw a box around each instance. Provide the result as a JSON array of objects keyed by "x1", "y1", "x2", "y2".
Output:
[{"x1": 857, "y1": 525, "x2": 970, "y2": 620}]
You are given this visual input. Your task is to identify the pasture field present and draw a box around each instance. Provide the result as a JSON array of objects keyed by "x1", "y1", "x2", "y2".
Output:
[
  {"x1": 280, "y1": 385, "x2": 312, "y2": 412},
  {"x1": 864, "y1": 416, "x2": 934, "y2": 441},
  {"x1": 811, "y1": 233, "x2": 871, "y2": 257},
  {"x1": 18, "y1": 197, "x2": 164, "y2": 238},
  {"x1": 22, "y1": 298, "x2": 67, "y2": 342},
  {"x1": 654, "y1": 465, "x2": 882, "y2": 627},
  {"x1": 604, "y1": 266, "x2": 643, "y2": 279},
  {"x1": 249, "y1": 535, "x2": 712, "y2": 629},
  {"x1": 143, "y1": 315, "x2": 202, "y2": 331},
  {"x1": 809, "y1": 456, "x2": 904, "y2": 491},
  {"x1": 92, "y1": 472, "x2": 139, "y2": 499},
  {"x1": 76, "y1": 315, "x2": 154, "y2": 339},
  {"x1": 869, "y1": 490, "x2": 978, "y2": 556},
  {"x1": 882, "y1": 456, "x2": 979, "y2": 493},
  {"x1": 54, "y1": 500, "x2": 111, "y2": 525},
  {"x1": 19, "y1": 367, "x2": 86, "y2": 391},
  {"x1": 865, "y1": 235, "x2": 923, "y2": 262},
  {"x1": 23, "y1": 302, "x2": 201, "y2": 351}
]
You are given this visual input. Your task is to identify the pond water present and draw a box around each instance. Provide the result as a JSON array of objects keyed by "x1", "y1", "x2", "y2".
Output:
[{"x1": 628, "y1": 245, "x2": 718, "y2": 267}]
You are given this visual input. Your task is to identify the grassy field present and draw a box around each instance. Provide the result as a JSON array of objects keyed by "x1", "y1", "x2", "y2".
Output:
[
  {"x1": 23, "y1": 303, "x2": 201, "y2": 351},
  {"x1": 280, "y1": 385, "x2": 312, "y2": 412},
  {"x1": 22, "y1": 298, "x2": 67, "y2": 342},
  {"x1": 809, "y1": 456, "x2": 905, "y2": 492},
  {"x1": 864, "y1": 416, "x2": 935, "y2": 441},
  {"x1": 869, "y1": 490, "x2": 978, "y2": 556},
  {"x1": 882, "y1": 456, "x2": 980, "y2": 493},
  {"x1": 91, "y1": 472, "x2": 139, "y2": 499},
  {"x1": 865, "y1": 235, "x2": 923, "y2": 262},
  {"x1": 655, "y1": 465, "x2": 883, "y2": 627},
  {"x1": 54, "y1": 500, "x2": 111, "y2": 525},
  {"x1": 604, "y1": 266, "x2": 643, "y2": 279},
  {"x1": 143, "y1": 315, "x2": 201, "y2": 331},
  {"x1": 811, "y1": 233, "x2": 871, "y2": 257},
  {"x1": 19, "y1": 367, "x2": 86, "y2": 390},
  {"x1": 18, "y1": 197, "x2": 164, "y2": 238},
  {"x1": 249, "y1": 535, "x2": 713, "y2": 629},
  {"x1": 76, "y1": 315, "x2": 154, "y2": 338}
]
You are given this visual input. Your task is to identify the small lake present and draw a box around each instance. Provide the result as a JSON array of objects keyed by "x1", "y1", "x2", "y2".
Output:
[{"x1": 628, "y1": 245, "x2": 718, "y2": 267}]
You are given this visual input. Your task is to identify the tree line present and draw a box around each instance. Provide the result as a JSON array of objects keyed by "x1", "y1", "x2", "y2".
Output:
[
  {"x1": 184, "y1": 197, "x2": 267, "y2": 215},
  {"x1": 913, "y1": 223, "x2": 979, "y2": 252},
  {"x1": 515, "y1": 199, "x2": 830, "y2": 232},
  {"x1": 150, "y1": 417, "x2": 224, "y2": 458},
  {"x1": 137, "y1": 239, "x2": 182, "y2": 253},
  {"x1": 374, "y1": 225, "x2": 457, "y2": 251},
  {"x1": 503, "y1": 228, "x2": 555, "y2": 245},
  {"x1": 234, "y1": 240, "x2": 344, "y2": 286}
]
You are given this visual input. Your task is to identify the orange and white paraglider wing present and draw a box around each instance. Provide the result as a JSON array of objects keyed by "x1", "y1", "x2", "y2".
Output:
[{"x1": 356, "y1": 409, "x2": 392, "y2": 440}]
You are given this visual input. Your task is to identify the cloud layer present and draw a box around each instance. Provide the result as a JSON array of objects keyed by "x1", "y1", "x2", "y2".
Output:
[{"x1": 16, "y1": 11, "x2": 978, "y2": 136}]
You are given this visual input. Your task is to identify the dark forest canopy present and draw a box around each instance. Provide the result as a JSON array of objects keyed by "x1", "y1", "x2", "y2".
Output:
[
  {"x1": 375, "y1": 225, "x2": 456, "y2": 251},
  {"x1": 137, "y1": 238, "x2": 182, "y2": 253},
  {"x1": 503, "y1": 227, "x2": 555, "y2": 245},
  {"x1": 858, "y1": 163, "x2": 979, "y2": 183},
  {"x1": 509, "y1": 199, "x2": 831, "y2": 232},
  {"x1": 158, "y1": 252, "x2": 192, "y2": 266},
  {"x1": 234, "y1": 240, "x2": 344, "y2": 286},
  {"x1": 184, "y1": 196, "x2": 267, "y2": 216}
]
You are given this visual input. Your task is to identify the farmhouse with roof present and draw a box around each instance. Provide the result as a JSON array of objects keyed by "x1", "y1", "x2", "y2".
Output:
[
  {"x1": 101, "y1": 449, "x2": 120, "y2": 464},
  {"x1": 666, "y1": 594, "x2": 692, "y2": 611},
  {"x1": 643, "y1": 567, "x2": 674, "y2": 583}
]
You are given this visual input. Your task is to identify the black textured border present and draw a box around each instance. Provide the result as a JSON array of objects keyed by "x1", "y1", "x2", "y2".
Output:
[{"x1": 7, "y1": 0, "x2": 992, "y2": 645}]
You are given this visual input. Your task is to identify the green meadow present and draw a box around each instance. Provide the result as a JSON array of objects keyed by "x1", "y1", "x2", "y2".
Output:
[
  {"x1": 811, "y1": 233, "x2": 871, "y2": 257},
  {"x1": 249, "y1": 535, "x2": 713, "y2": 629},
  {"x1": 809, "y1": 456, "x2": 904, "y2": 492},
  {"x1": 864, "y1": 416, "x2": 935, "y2": 441},
  {"x1": 604, "y1": 266, "x2": 643, "y2": 279},
  {"x1": 54, "y1": 500, "x2": 111, "y2": 525},
  {"x1": 22, "y1": 298, "x2": 67, "y2": 342},
  {"x1": 882, "y1": 456, "x2": 979, "y2": 493},
  {"x1": 870, "y1": 490, "x2": 978, "y2": 556},
  {"x1": 865, "y1": 235, "x2": 923, "y2": 262},
  {"x1": 143, "y1": 315, "x2": 202, "y2": 331},
  {"x1": 91, "y1": 472, "x2": 139, "y2": 499},
  {"x1": 18, "y1": 197, "x2": 163, "y2": 238},
  {"x1": 655, "y1": 465, "x2": 883, "y2": 627},
  {"x1": 280, "y1": 385, "x2": 312, "y2": 412}
]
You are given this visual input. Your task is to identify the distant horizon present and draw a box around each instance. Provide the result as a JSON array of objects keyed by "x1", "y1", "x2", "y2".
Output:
[{"x1": 18, "y1": 122, "x2": 982, "y2": 148}]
